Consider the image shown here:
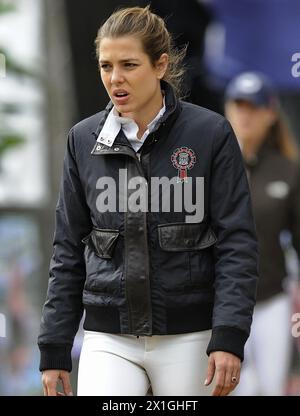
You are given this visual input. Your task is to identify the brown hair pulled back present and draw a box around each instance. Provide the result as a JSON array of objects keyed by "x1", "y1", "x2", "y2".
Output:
[{"x1": 95, "y1": 5, "x2": 187, "y2": 97}]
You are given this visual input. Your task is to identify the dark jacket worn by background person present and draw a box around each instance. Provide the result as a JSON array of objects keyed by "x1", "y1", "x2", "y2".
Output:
[
  {"x1": 245, "y1": 140, "x2": 300, "y2": 302},
  {"x1": 38, "y1": 81, "x2": 258, "y2": 372}
]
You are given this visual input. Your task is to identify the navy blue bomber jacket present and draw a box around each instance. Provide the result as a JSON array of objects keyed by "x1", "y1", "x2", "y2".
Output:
[{"x1": 38, "y1": 81, "x2": 258, "y2": 372}]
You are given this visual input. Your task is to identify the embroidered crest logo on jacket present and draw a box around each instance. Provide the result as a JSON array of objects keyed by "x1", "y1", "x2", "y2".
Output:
[{"x1": 171, "y1": 147, "x2": 196, "y2": 183}]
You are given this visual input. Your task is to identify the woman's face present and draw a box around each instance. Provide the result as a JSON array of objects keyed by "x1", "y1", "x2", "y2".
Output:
[
  {"x1": 225, "y1": 100, "x2": 276, "y2": 144},
  {"x1": 99, "y1": 36, "x2": 168, "y2": 120}
]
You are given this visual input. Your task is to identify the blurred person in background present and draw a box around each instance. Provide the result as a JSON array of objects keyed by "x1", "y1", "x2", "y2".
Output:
[
  {"x1": 204, "y1": 0, "x2": 300, "y2": 143},
  {"x1": 37, "y1": 6, "x2": 258, "y2": 396},
  {"x1": 224, "y1": 71, "x2": 300, "y2": 396}
]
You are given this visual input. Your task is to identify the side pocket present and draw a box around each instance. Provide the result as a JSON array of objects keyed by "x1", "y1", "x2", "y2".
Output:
[
  {"x1": 81, "y1": 228, "x2": 120, "y2": 259},
  {"x1": 157, "y1": 222, "x2": 217, "y2": 291},
  {"x1": 81, "y1": 228, "x2": 123, "y2": 295}
]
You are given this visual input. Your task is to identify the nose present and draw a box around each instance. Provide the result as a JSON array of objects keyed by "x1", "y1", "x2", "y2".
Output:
[{"x1": 110, "y1": 67, "x2": 124, "y2": 85}]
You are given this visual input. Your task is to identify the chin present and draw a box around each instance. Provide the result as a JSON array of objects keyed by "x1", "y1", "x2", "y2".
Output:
[
  {"x1": 117, "y1": 105, "x2": 137, "y2": 117},
  {"x1": 114, "y1": 102, "x2": 132, "y2": 112}
]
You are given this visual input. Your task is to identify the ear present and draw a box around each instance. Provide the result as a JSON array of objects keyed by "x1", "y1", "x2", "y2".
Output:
[{"x1": 155, "y1": 53, "x2": 169, "y2": 79}]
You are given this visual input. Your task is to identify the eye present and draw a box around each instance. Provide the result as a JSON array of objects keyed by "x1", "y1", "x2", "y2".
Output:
[
  {"x1": 100, "y1": 64, "x2": 111, "y2": 71},
  {"x1": 124, "y1": 63, "x2": 137, "y2": 68}
]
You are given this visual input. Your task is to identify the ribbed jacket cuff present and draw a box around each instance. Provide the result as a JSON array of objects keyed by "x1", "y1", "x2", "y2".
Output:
[
  {"x1": 39, "y1": 345, "x2": 73, "y2": 372},
  {"x1": 206, "y1": 326, "x2": 248, "y2": 361}
]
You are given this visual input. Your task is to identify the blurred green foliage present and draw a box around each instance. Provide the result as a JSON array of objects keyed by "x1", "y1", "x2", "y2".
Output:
[{"x1": 0, "y1": 1, "x2": 29, "y2": 163}]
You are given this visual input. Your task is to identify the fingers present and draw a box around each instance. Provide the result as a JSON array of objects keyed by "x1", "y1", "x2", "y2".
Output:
[
  {"x1": 42, "y1": 370, "x2": 73, "y2": 397},
  {"x1": 42, "y1": 371, "x2": 54, "y2": 396},
  {"x1": 60, "y1": 372, "x2": 73, "y2": 396},
  {"x1": 220, "y1": 366, "x2": 235, "y2": 396},
  {"x1": 47, "y1": 381, "x2": 58, "y2": 396},
  {"x1": 42, "y1": 373, "x2": 55, "y2": 396},
  {"x1": 42, "y1": 383, "x2": 48, "y2": 397},
  {"x1": 231, "y1": 371, "x2": 240, "y2": 386},
  {"x1": 204, "y1": 355, "x2": 216, "y2": 386},
  {"x1": 42, "y1": 370, "x2": 63, "y2": 397},
  {"x1": 217, "y1": 366, "x2": 241, "y2": 396},
  {"x1": 208, "y1": 351, "x2": 241, "y2": 396},
  {"x1": 228, "y1": 358, "x2": 241, "y2": 395},
  {"x1": 229, "y1": 370, "x2": 241, "y2": 394},
  {"x1": 211, "y1": 365, "x2": 225, "y2": 396}
]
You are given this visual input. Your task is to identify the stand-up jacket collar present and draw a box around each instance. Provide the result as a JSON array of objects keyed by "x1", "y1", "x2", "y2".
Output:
[{"x1": 92, "y1": 80, "x2": 182, "y2": 139}]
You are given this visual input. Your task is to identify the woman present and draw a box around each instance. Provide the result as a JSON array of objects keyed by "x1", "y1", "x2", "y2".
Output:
[
  {"x1": 38, "y1": 6, "x2": 258, "y2": 396},
  {"x1": 224, "y1": 71, "x2": 300, "y2": 395}
]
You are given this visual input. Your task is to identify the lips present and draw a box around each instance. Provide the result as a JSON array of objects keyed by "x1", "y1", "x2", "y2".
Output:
[
  {"x1": 112, "y1": 89, "x2": 130, "y2": 105},
  {"x1": 113, "y1": 89, "x2": 129, "y2": 97}
]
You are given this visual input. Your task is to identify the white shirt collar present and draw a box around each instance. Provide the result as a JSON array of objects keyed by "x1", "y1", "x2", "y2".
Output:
[{"x1": 97, "y1": 94, "x2": 166, "y2": 148}]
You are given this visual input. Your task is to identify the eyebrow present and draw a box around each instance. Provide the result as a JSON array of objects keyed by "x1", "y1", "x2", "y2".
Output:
[{"x1": 99, "y1": 58, "x2": 140, "y2": 64}]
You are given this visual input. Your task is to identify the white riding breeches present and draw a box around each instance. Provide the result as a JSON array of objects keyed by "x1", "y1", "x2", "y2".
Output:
[{"x1": 77, "y1": 329, "x2": 214, "y2": 396}]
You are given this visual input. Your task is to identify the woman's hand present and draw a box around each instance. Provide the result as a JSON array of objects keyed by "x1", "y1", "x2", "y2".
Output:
[
  {"x1": 204, "y1": 351, "x2": 241, "y2": 396},
  {"x1": 42, "y1": 370, "x2": 73, "y2": 396}
]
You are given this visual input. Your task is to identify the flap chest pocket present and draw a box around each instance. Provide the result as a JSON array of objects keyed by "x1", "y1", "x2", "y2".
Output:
[
  {"x1": 82, "y1": 228, "x2": 120, "y2": 259},
  {"x1": 158, "y1": 222, "x2": 217, "y2": 252}
]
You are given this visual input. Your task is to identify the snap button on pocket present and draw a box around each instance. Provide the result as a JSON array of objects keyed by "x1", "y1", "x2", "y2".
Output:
[{"x1": 184, "y1": 238, "x2": 194, "y2": 247}]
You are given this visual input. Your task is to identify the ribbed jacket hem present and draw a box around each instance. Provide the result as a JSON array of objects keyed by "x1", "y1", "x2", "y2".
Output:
[
  {"x1": 83, "y1": 302, "x2": 214, "y2": 334},
  {"x1": 39, "y1": 344, "x2": 73, "y2": 372},
  {"x1": 84, "y1": 305, "x2": 121, "y2": 332},
  {"x1": 206, "y1": 326, "x2": 248, "y2": 361}
]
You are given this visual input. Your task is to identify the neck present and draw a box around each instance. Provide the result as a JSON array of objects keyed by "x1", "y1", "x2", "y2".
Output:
[
  {"x1": 122, "y1": 88, "x2": 164, "y2": 139},
  {"x1": 241, "y1": 136, "x2": 265, "y2": 161}
]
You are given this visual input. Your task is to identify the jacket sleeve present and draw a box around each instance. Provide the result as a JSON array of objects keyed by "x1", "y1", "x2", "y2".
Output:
[
  {"x1": 206, "y1": 117, "x2": 259, "y2": 361},
  {"x1": 38, "y1": 127, "x2": 93, "y2": 372}
]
